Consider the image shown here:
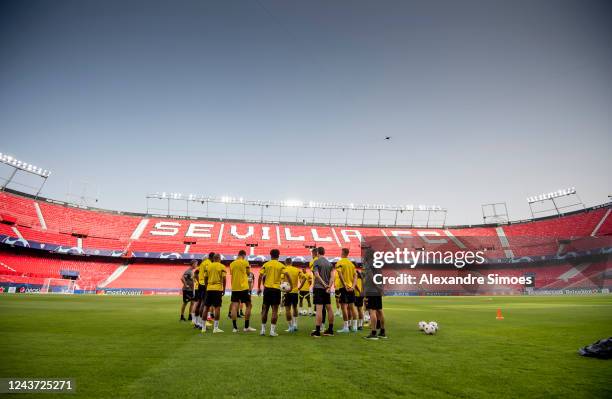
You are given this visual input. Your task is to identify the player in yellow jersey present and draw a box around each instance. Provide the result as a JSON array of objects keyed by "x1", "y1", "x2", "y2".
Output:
[
  {"x1": 308, "y1": 247, "x2": 318, "y2": 270},
  {"x1": 298, "y1": 267, "x2": 313, "y2": 315},
  {"x1": 281, "y1": 258, "x2": 301, "y2": 332},
  {"x1": 353, "y1": 267, "x2": 365, "y2": 330},
  {"x1": 202, "y1": 253, "x2": 226, "y2": 333},
  {"x1": 191, "y1": 264, "x2": 199, "y2": 325},
  {"x1": 257, "y1": 249, "x2": 285, "y2": 337},
  {"x1": 195, "y1": 252, "x2": 214, "y2": 329},
  {"x1": 229, "y1": 250, "x2": 256, "y2": 333},
  {"x1": 335, "y1": 248, "x2": 358, "y2": 333},
  {"x1": 334, "y1": 261, "x2": 342, "y2": 317}
]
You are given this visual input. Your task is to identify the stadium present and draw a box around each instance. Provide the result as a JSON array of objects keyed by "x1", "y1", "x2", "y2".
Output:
[
  {"x1": 0, "y1": 188, "x2": 611, "y2": 296},
  {"x1": 1, "y1": 1, "x2": 612, "y2": 398},
  {"x1": 1, "y1": 179, "x2": 611, "y2": 397}
]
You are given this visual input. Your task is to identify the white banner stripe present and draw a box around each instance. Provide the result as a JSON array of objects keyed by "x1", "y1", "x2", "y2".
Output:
[
  {"x1": 33, "y1": 202, "x2": 47, "y2": 230},
  {"x1": 129, "y1": 219, "x2": 149, "y2": 240},
  {"x1": 591, "y1": 208, "x2": 611, "y2": 237},
  {"x1": 330, "y1": 228, "x2": 342, "y2": 247},
  {"x1": 217, "y1": 224, "x2": 225, "y2": 244}
]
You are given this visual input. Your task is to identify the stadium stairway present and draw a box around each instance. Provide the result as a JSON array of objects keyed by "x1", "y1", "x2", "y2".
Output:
[
  {"x1": 0, "y1": 260, "x2": 16, "y2": 273},
  {"x1": 97, "y1": 263, "x2": 129, "y2": 288},
  {"x1": 556, "y1": 263, "x2": 591, "y2": 282}
]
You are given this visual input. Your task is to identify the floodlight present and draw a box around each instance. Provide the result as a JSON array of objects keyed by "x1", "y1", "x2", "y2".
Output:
[
  {"x1": 283, "y1": 199, "x2": 303, "y2": 207},
  {"x1": 0, "y1": 152, "x2": 51, "y2": 178}
]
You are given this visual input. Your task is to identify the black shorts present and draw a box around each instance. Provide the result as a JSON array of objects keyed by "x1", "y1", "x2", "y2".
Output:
[
  {"x1": 355, "y1": 296, "x2": 364, "y2": 307},
  {"x1": 339, "y1": 288, "x2": 355, "y2": 304},
  {"x1": 299, "y1": 290, "x2": 310, "y2": 299},
  {"x1": 182, "y1": 289, "x2": 194, "y2": 303},
  {"x1": 365, "y1": 296, "x2": 383, "y2": 310},
  {"x1": 263, "y1": 288, "x2": 281, "y2": 306},
  {"x1": 196, "y1": 285, "x2": 207, "y2": 300},
  {"x1": 313, "y1": 288, "x2": 331, "y2": 305},
  {"x1": 231, "y1": 290, "x2": 251, "y2": 303},
  {"x1": 204, "y1": 290, "x2": 223, "y2": 307},
  {"x1": 283, "y1": 292, "x2": 298, "y2": 307}
]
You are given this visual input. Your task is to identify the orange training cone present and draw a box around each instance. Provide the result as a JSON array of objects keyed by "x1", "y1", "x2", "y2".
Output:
[{"x1": 496, "y1": 308, "x2": 504, "y2": 320}]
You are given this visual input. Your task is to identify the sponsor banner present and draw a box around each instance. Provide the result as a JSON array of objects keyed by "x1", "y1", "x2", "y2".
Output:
[
  {"x1": 0, "y1": 283, "x2": 42, "y2": 293},
  {"x1": 101, "y1": 289, "x2": 144, "y2": 296},
  {"x1": 527, "y1": 288, "x2": 610, "y2": 295},
  {"x1": 132, "y1": 251, "x2": 187, "y2": 260},
  {"x1": 0, "y1": 282, "x2": 180, "y2": 296},
  {"x1": 98, "y1": 288, "x2": 181, "y2": 296},
  {"x1": 0, "y1": 234, "x2": 120, "y2": 256},
  {"x1": 86, "y1": 249, "x2": 128, "y2": 257},
  {"x1": 144, "y1": 289, "x2": 183, "y2": 296},
  {"x1": 385, "y1": 291, "x2": 421, "y2": 297}
]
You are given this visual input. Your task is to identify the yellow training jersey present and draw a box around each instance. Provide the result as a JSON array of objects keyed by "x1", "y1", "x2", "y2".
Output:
[
  {"x1": 335, "y1": 265, "x2": 342, "y2": 288},
  {"x1": 336, "y1": 257, "x2": 356, "y2": 289},
  {"x1": 281, "y1": 265, "x2": 301, "y2": 293},
  {"x1": 230, "y1": 258, "x2": 250, "y2": 291},
  {"x1": 299, "y1": 271, "x2": 312, "y2": 291},
  {"x1": 206, "y1": 262, "x2": 226, "y2": 291},
  {"x1": 309, "y1": 256, "x2": 318, "y2": 270},
  {"x1": 261, "y1": 260, "x2": 285, "y2": 289},
  {"x1": 198, "y1": 258, "x2": 211, "y2": 285},
  {"x1": 355, "y1": 272, "x2": 363, "y2": 297}
]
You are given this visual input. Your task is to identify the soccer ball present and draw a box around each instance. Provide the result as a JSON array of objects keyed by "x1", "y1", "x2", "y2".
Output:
[
  {"x1": 299, "y1": 309, "x2": 308, "y2": 316},
  {"x1": 364, "y1": 313, "x2": 370, "y2": 322},
  {"x1": 429, "y1": 321, "x2": 438, "y2": 330},
  {"x1": 418, "y1": 321, "x2": 427, "y2": 331},
  {"x1": 280, "y1": 281, "x2": 291, "y2": 292},
  {"x1": 424, "y1": 323, "x2": 437, "y2": 335}
]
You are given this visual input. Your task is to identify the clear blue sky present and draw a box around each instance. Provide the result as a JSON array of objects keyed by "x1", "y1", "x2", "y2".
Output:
[{"x1": 1, "y1": 0, "x2": 610, "y2": 224}]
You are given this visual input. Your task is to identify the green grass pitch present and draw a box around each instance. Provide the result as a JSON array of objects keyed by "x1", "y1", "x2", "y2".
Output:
[{"x1": 1, "y1": 294, "x2": 611, "y2": 398}]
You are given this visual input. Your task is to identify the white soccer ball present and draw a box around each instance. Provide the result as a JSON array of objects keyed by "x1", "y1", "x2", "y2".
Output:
[
  {"x1": 429, "y1": 321, "x2": 438, "y2": 330},
  {"x1": 424, "y1": 323, "x2": 437, "y2": 335},
  {"x1": 299, "y1": 309, "x2": 307, "y2": 316},
  {"x1": 418, "y1": 321, "x2": 428, "y2": 331},
  {"x1": 364, "y1": 313, "x2": 370, "y2": 322},
  {"x1": 280, "y1": 281, "x2": 291, "y2": 292}
]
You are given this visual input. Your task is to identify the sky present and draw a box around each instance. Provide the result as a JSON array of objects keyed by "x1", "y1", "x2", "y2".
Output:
[{"x1": 1, "y1": 0, "x2": 611, "y2": 225}]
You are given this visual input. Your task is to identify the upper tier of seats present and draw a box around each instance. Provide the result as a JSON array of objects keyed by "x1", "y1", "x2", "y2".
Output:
[{"x1": 1, "y1": 190, "x2": 610, "y2": 258}]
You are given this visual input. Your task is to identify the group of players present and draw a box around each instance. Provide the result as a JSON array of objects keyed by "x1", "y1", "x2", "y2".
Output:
[{"x1": 180, "y1": 247, "x2": 387, "y2": 340}]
